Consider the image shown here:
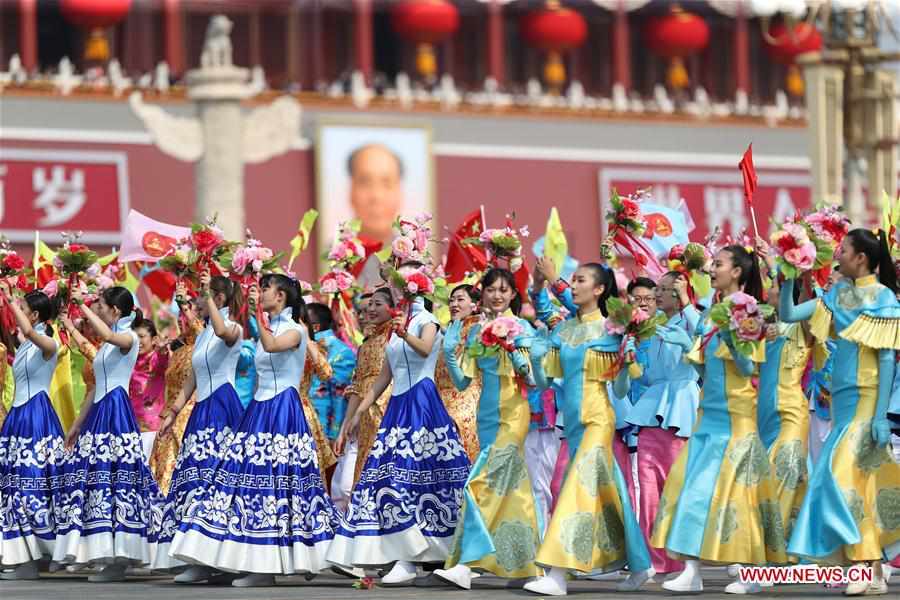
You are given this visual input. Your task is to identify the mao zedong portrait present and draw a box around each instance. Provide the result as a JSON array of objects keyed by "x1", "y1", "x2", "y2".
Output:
[{"x1": 347, "y1": 143, "x2": 405, "y2": 249}]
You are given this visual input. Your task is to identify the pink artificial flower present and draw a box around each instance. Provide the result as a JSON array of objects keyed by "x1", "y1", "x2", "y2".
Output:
[
  {"x1": 784, "y1": 243, "x2": 816, "y2": 270},
  {"x1": 43, "y1": 279, "x2": 59, "y2": 298},
  {"x1": 392, "y1": 236, "x2": 415, "y2": 259},
  {"x1": 415, "y1": 229, "x2": 429, "y2": 253},
  {"x1": 633, "y1": 307, "x2": 650, "y2": 324},
  {"x1": 734, "y1": 315, "x2": 764, "y2": 341},
  {"x1": 334, "y1": 270, "x2": 354, "y2": 291},
  {"x1": 407, "y1": 281, "x2": 419, "y2": 294},
  {"x1": 320, "y1": 277, "x2": 338, "y2": 294},
  {"x1": 251, "y1": 259, "x2": 263, "y2": 273},
  {"x1": 232, "y1": 247, "x2": 253, "y2": 273},
  {"x1": 606, "y1": 320, "x2": 626, "y2": 336}
]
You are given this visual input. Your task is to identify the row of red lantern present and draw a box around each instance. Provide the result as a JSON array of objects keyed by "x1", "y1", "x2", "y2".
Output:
[
  {"x1": 392, "y1": 0, "x2": 822, "y2": 95},
  {"x1": 58, "y1": 0, "x2": 822, "y2": 96}
]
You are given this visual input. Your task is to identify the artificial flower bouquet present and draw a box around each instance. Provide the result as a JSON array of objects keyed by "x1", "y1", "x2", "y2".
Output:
[
  {"x1": 709, "y1": 291, "x2": 774, "y2": 357},
  {"x1": 770, "y1": 218, "x2": 835, "y2": 281},
  {"x1": 666, "y1": 242, "x2": 712, "y2": 300},
  {"x1": 390, "y1": 213, "x2": 434, "y2": 266},
  {"x1": 605, "y1": 295, "x2": 666, "y2": 375},
  {"x1": 467, "y1": 315, "x2": 525, "y2": 359}
]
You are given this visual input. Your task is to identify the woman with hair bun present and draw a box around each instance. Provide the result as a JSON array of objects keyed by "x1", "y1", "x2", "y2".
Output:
[
  {"x1": 650, "y1": 245, "x2": 787, "y2": 594},
  {"x1": 171, "y1": 274, "x2": 339, "y2": 588},
  {"x1": 0, "y1": 286, "x2": 64, "y2": 579},
  {"x1": 780, "y1": 229, "x2": 900, "y2": 596},
  {"x1": 52, "y1": 285, "x2": 161, "y2": 582}
]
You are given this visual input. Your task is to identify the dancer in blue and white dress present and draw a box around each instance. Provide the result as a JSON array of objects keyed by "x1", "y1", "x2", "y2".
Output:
[
  {"x1": 151, "y1": 274, "x2": 244, "y2": 576},
  {"x1": 52, "y1": 286, "x2": 162, "y2": 582},
  {"x1": 328, "y1": 290, "x2": 470, "y2": 586},
  {"x1": 0, "y1": 287, "x2": 63, "y2": 579},
  {"x1": 171, "y1": 274, "x2": 338, "y2": 588}
]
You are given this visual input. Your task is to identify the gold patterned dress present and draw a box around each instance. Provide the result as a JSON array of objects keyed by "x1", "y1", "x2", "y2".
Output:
[
  {"x1": 300, "y1": 341, "x2": 338, "y2": 481},
  {"x1": 350, "y1": 322, "x2": 392, "y2": 484},
  {"x1": 149, "y1": 318, "x2": 203, "y2": 495},
  {"x1": 435, "y1": 316, "x2": 481, "y2": 462}
]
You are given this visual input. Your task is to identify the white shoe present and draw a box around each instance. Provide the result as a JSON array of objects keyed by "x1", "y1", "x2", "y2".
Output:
[
  {"x1": 381, "y1": 561, "x2": 417, "y2": 586},
  {"x1": 174, "y1": 565, "x2": 215, "y2": 584},
  {"x1": 331, "y1": 565, "x2": 366, "y2": 579},
  {"x1": 524, "y1": 575, "x2": 567, "y2": 596},
  {"x1": 88, "y1": 563, "x2": 127, "y2": 583},
  {"x1": 844, "y1": 577, "x2": 888, "y2": 596},
  {"x1": 882, "y1": 565, "x2": 892, "y2": 584},
  {"x1": 617, "y1": 568, "x2": 654, "y2": 592},
  {"x1": 727, "y1": 564, "x2": 741, "y2": 578},
  {"x1": 0, "y1": 561, "x2": 40, "y2": 580},
  {"x1": 232, "y1": 573, "x2": 276, "y2": 587},
  {"x1": 662, "y1": 569, "x2": 703, "y2": 593},
  {"x1": 433, "y1": 565, "x2": 472, "y2": 590},
  {"x1": 725, "y1": 581, "x2": 762, "y2": 594}
]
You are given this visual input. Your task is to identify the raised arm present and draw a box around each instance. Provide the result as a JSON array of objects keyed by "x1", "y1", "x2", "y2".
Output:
[
  {"x1": 779, "y1": 278, "x2": 817, "y2": 323},
  {"x1": 4, "y1": 284, "x2": 56, "y2": 358},
  {"x1": 442, "y1": 320, "x2": 472, "y2": 391},
  {"x1": 71, "y1": 287, "x2": 133, "y2": 351}
]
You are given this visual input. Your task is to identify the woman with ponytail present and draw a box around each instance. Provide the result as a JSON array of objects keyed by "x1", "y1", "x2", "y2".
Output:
[
  {"x1": 52, "y1": 286, "x2": 161, "y2": 582},
  {"x1": 327, "y1": 280, "x2": 468, "y2": 585},
  {"x1": 779, "y1": 228, "x2": 900, "y2": 595},
  {"x1": 433, "y1": 268, "x2": 542, "y2": 589},
  {"x1": 0, "y1": 286, "x2": 63, "y2": 579},
  {"x1": 150, "y1": 272, "x2": 246, "y2": 575},
  {"x1": 171, "y1": 274, "x2": 338, "y2": 588},
  {"x1": 650, "y1": 245, "x2": 787, "y2": 594},
  {"x1": 522, "y1": 263, "x2": 652, "y2": 596}
]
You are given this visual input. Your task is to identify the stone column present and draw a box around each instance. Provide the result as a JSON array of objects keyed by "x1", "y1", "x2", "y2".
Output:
[
  {"x1": 612, "y1": 0, "x2": 631, "y2": 92},
  {"x1": 164, "y1": 0, "x2": 185, "y2": 75},
  {"x1": 487, "y1": 0, "x2": 505, "y2": 85},
  {"x1": 802, "y1": 55, "x2": 845, "y2": 208},
  {"x1": 354, "y1": 0, "x2": 374, "y2": 84},
  {"x1": 187, "y1": 66, "x2": 250, "y2": 241}
]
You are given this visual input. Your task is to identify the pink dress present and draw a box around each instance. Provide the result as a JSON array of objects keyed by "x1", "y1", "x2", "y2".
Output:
[{"x1": 129, "y1": 350, "x2": 169, "y2": 432}]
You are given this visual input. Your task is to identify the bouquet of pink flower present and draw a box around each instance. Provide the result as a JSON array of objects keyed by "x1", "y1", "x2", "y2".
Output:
[
  {"x1": 391, "y1": 213, "x2": 434, "y2": 265},
  {"x1": 462, "y1": 214, "x2": 529, "y2": 273},
  {"x1": 318, "y1": 269, "x2": 356, "y2": 295},
  {"x1": 770, "y1": 222, "x2": 818, "y2": 279},
  {"x1": 327, "y1": 220, "x2": 367, "y2": 270},
  {"x1": 158, "y1": 241, "x2": 194, "y2": 279},
  {"x1": 605, "y1": 295, "x2": 666, "y2": 373},
  {"x1": 709, "y1": 291, "x2": 774, "y2": 357},
  {"x1": 806, "y1": 206, "x2": 850, "y2": 247},
  {"x1": 468, "y1": 315, "x2": 525, "y2": 359}
]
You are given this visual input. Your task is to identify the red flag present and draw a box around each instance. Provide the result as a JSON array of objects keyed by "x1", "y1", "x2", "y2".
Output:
[
  {"x1": 739, "y1": 143, "x2": 758, "y2": 206},
  {"x1": 444, "y1": 210, "x2": 488, "y2": 282}
]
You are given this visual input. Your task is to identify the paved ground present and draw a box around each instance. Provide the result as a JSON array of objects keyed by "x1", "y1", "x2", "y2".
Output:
[{"x1": 1, "y1": 569, "x2": 896, "y2": 600}]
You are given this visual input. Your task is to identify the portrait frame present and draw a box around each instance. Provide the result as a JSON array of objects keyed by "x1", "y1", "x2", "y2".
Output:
[{"x1": 314, "y1": 118, "x2": 436, "y2": 274}]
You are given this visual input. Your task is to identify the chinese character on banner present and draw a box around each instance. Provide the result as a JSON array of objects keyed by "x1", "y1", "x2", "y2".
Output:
[
  {"x1": 598, "y1": 166, "x2": 812, "y2": 241},
  {"x1": 33, "y1": 166, "x2": 86, "y2": 227},
  {"x1": 0, "y1": 148, "x2": 128, "y2": 244}
]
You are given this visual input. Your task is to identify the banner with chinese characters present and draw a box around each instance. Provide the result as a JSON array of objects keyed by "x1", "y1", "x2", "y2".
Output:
[
  {"x1": 598, "y1": 166, "x2": 812, "y2": 241},
  {"x1": 0, "y1": 148, "x2": 130, "y2": 244}
]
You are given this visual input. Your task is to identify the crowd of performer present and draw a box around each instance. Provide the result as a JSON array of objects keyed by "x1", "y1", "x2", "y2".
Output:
[{"x1": 0, "y1": 216, "x2": 899, "y2": 597}]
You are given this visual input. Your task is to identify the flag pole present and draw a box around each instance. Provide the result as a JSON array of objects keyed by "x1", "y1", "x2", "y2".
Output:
[
  {"x1": 750, "y1": 206, "x2": 760, "y2": 241},
  {"x1": 480, "y1": 204, "x2": 486, "y2": 230},
  {"x1": 33, "y1": 230, "x2": 40, "y2": 286}
]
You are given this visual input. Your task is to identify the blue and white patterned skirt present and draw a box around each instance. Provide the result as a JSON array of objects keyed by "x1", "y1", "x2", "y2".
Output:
[
  {"x1": 52, "y1": 387, "x2": 161, "y2": 566},
  {"x1": 0, "y1": 391, "x2": 65, "y2": 566},
  {"x1": 150, "y1": 383, "x2": 244, "y2": 570},
  {"x1": 327, "y1": 378, "x2": 470, "y2": 568},
  {"x1": 170, "y1": 386, "x2": 338, "y2": 575}
]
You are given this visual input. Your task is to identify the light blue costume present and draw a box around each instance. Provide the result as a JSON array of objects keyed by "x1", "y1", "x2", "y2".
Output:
[{"x1": 309, "y1": 329, "x2": 356, "y2": 440}]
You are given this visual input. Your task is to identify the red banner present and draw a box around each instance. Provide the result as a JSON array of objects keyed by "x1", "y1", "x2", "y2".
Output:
[
  {"x1": 0, "y1": 148, "x2": 129, "y2": 244},
  {"x1": 599, "y1": 166, "x2": 812, "y2": 241}
]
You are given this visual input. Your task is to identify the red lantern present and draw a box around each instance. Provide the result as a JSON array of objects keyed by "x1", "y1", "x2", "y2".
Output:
[
  {"x1": 61, "y1": 0, "x2": 132, "y2": 63},
  {"x1": 520, "y1": 1, "x2": 587, "y2": 92},
  {"x1": 391, "y1": 0, "x2": 460, "y2": 81},
  {"x1": 643, "y1": 6, "x2": 709, "y2": 90},
  {"x1": 764, "y1": 22, "x2": 822, "y2": 97}
]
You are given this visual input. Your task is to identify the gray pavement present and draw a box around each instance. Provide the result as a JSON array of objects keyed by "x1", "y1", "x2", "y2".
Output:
[{"x1": 1, "y1": 569, "x2": 895, "y2": 600}]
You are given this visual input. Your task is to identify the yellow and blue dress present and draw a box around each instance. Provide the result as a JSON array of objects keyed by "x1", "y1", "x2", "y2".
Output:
[
  {"x1": 442, "y1": 314, "x2": 542, "y2": 579},
  {"x1": 530, "y1": 290, "x2": 651, "y2": 574},
  {"x1": 757, "y1": 323, "x2": 817, "y2": 558},
  {"x1": 651, "y1": 316, "x2": 788, "y2": 566},
  {"x1": 780, "y1": 275, "x2": 900, "y2": 563}
]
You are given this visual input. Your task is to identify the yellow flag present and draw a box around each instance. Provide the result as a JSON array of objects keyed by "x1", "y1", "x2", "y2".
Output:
[
  {"x1": 50, "y1": 331, "x2": 76, "y2": 430},
  {"x1": 544, "y1": 207, "x2": 568, "y2": 274},
  {"x1": 289, "y1": 209, "x2": 319, "y2": 268}
]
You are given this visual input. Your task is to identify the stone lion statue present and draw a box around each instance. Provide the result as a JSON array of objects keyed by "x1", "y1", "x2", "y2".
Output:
[{"x1": 201, "y1": 15, "x2": 233, "y2": 68}]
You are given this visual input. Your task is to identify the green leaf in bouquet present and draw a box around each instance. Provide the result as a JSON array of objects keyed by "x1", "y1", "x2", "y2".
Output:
[
  {"x1": 636, "y1": 313, "x2": 667, "y2": 341},
  {"x1": 683, "y1": 243, "x2": 708, "y2": 271},
  {"x1": 689, "y1": 271, "x2": 712, "y2": 299},
  {"x1": 709, "y1": 302, "x2": 732, "y2": 330},
  {"x1": 604, "y1": 296, "x2": 632, "y2": 328},
  {"x1": 776, "y1": 257, "x2": 801, "y2": 280},
  {"x1": 733, "y1": 337, "x2": 754, "y2": 357},
  {"x1": 758, "y1": 304, "x2": 775, "y2": 320}
]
